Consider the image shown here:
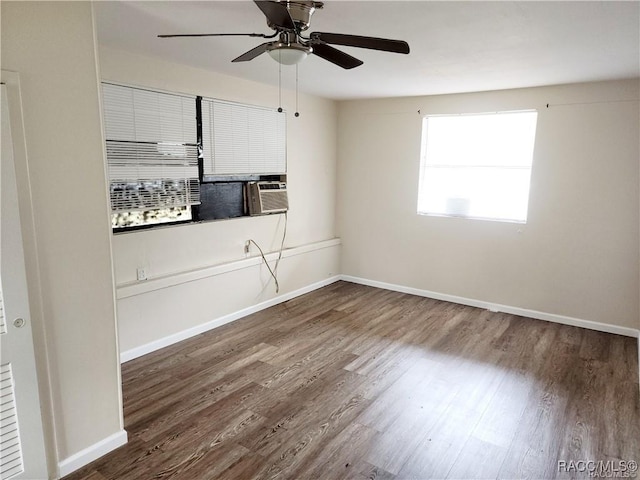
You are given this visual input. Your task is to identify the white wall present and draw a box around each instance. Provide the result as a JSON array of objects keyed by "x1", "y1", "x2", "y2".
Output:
[
  {"x1": 1, "y1": 1, "x2": 123, "y2": 474},
  {"x1": 337, "y1": 80, "x2": 640, "y2": 330},
  {"x1": 98, "y1": 47, "x2": 339, "y2": 356}
]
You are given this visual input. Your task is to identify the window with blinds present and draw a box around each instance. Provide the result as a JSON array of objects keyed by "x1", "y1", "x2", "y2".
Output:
[
  {"x1": 101, "y1": 83, "x2": 199, "y2": 229},
  {"x1": 201, "y1": 98, "x2": 286, "y2": 176}
]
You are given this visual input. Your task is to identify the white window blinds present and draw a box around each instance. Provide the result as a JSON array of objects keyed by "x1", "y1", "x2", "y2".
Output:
[
  {"x1": 101, "y1": 83, "x2": 199, "y2": 213},
  {"x1": 201, "y1": 98, "x2": 286, "y2": 175}
]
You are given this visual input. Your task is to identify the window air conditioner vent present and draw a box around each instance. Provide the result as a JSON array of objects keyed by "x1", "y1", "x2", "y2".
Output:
[{"x1": 248, "y1": 181, "x2": 288, "y2": 215}]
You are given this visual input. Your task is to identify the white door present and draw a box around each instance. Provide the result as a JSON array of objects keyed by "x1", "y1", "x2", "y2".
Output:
[{"x1": 1, "y1": 83, "x2": 48, "y2": 479}]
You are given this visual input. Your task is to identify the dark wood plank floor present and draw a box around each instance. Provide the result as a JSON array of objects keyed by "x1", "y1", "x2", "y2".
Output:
[{"x1": 64, "y1": 281, "x2": 640, "y2": 480}]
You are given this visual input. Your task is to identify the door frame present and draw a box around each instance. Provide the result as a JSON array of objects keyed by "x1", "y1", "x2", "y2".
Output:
[{"x1": 2, "y1": 69, "x2": 54, "y2": 479}]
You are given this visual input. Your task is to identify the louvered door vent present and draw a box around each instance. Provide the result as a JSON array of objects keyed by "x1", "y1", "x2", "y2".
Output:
[{"x1": 1, "y1": 363, "x2": 24, "y2": 480}]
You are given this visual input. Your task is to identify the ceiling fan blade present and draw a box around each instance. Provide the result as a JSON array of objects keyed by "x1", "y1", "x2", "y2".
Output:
[
  {"x1": 311, "y1": 32, "x2": 410, "y2": 54},
  {"x1": 158, "y1": 33, "x2": 269, "y2": 38},
  {"x1": 311, "y1": 43, "x2": 363, "y2": 69},
  {"x1": 232, "y1": 42, "x2": 271, "y2": 62},
  {"x1": 254, "y1": 1, "x2": 295, "y2": 30}
]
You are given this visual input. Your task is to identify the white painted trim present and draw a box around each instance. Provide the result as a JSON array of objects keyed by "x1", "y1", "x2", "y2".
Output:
[
  {"x1": 58, "y1": 430, "x2": 127, "y2": 478},
  {"x1": 120, "y1": 275, "x2": 341, "y2": 363},
  {"x1": 340, "y1": 275, "x2": 640, "y2": 338},
  {"x1": 116, "y1": 238, "x2": 341, "y2": 299}
]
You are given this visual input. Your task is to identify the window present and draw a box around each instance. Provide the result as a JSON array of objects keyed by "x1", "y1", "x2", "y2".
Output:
[
  {"x1": 101, "y1": 83, "x2": 288, "y2": 231},
  {"x1": 102, "y1": 83, "x2": 200, "y2": 230},
  {"x1": 417, "y1": 110, "x2": 538, "y2": 223},
  {"x1": 201, "y1": 98, "x2": 286, "y2": 176}
]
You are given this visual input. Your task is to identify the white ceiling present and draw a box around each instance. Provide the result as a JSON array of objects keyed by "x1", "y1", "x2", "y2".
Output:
[{"x1": 95, "y1": 1, "x2": 640, "y2": 100}]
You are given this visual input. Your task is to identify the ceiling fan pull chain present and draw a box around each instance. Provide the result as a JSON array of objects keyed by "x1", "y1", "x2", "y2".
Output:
[
  {"x1": 277, "y1": 51, "x2": 283, "y2": 113},
  {"x1": 295, "y1": 63, "x2": 300, "y2": 117}
]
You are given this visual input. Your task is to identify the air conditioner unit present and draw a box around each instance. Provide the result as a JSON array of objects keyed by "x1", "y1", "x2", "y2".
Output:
[{"x1": 247, "y1": 181, "x2": 288, "y2": 215}]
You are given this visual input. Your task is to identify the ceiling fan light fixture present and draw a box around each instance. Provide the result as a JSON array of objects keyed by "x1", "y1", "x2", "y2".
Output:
[{"x1": 267, "y1": 42, "x2": 312, "y2": 65}]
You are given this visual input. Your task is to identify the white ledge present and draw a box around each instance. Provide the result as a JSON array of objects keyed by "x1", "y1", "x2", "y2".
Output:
[{"x1": 116, "y1": 238, "x2": 341, "y2": 299}]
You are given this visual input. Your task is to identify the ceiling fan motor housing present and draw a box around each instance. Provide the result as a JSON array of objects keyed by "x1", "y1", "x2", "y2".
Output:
[{"x1": 269, "y1": 1, "x2": 324, "y2": 31}]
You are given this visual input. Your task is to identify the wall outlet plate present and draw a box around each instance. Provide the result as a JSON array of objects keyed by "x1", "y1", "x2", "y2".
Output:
[{"x1": 136, "y1": 267, "x2": 147, "y2": 281}]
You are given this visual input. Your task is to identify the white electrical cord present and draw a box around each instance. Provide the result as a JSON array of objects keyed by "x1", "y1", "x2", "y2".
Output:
[
  {"x1": 248, "y1": 211, "x2": 288, "y2": 293},
  {"x1": 273, "y1": 211, "x2": 287, "y2": 276}
]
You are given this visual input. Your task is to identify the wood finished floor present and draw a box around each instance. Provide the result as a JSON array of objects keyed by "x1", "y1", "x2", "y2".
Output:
[{"x1": 64, "y1": 281, "x2": 640, "y2": 480}]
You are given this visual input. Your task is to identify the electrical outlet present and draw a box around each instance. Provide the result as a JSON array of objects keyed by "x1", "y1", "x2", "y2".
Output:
[
  {"x1": 244, "y1": 241, "x2": 251, "y2": 257},
  {"x1": 136, "y1": 267, "x2": 147, "y2": 281}
]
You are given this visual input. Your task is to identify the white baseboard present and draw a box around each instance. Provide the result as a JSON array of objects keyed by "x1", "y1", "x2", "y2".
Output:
[
  {"x1": 120, "y1": 275, "x2": 341, "y2": 363},
  {"x1": 58, "y1": 430, "x2": 127, "y2": 478},
  {"x1": 340, "y1": 275, "x2": 640, "y2": 338}
]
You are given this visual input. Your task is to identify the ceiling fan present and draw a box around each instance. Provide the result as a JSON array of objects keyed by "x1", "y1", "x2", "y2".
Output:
[{"x1": 158, "y1": 0, "x2": 410, "y2": 69}]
